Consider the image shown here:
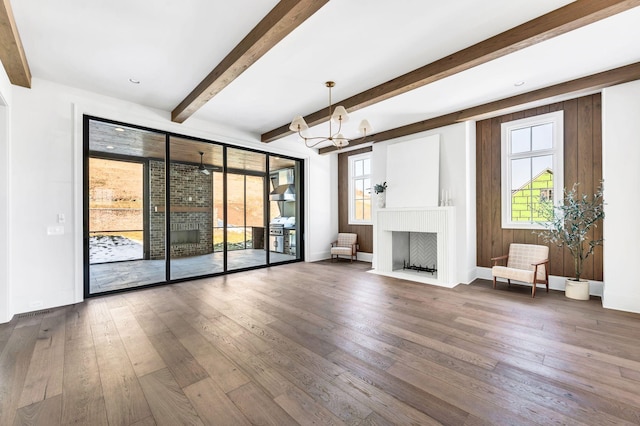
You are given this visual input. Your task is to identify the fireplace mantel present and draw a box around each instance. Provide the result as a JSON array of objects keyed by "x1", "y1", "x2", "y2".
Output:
[{"x1": 372, "y1": 207, "x2": 457, "y2": 287}]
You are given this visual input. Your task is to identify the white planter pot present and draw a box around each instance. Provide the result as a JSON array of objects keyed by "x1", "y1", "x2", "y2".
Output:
[
  {"x1": 376, "y1": 193, "x2": 386, "y2": 208},
  {"x1": 565, "y1": 279, "x2": 590, "y2": 300}
]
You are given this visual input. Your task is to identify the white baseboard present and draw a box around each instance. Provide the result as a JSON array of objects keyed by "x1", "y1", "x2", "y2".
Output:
[
  {"x1": 602, "y1": 291, "x2": 640, "y2": 314},
  {"x1": 476, "y1": 267, "x2": 603, "y2": 297},
  {"x1": 307, "y1": 251, "x2": 373, "y2": 263},
  {"x1": 357, "y1": 252, "x2": 373, "y2": 262},
  {"x1": 457, "y1": 267, "x2": 479, "y2": 285},
  {"x1": 306, "y1": 250, "x2": 331, "y2": 262}
]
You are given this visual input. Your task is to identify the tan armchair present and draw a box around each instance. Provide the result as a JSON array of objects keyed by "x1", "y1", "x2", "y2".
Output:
[
  {"x1": 330, "y1": 233, "x2": 358, "y2": 262},
  {"x1": 491, "y1": 243, "x2": 549, "y2": 297}
]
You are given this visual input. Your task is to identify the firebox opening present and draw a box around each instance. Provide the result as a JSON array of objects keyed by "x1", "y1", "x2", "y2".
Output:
[
  {"x1": 171, "y1": 229, "x2": 200, "y2": 245},
  {"x1": 391, "y1": 231, "x2": 437, "y2": 278}
]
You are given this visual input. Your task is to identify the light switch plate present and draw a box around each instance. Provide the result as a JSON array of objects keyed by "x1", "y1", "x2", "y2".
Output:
[{"x1": 47, "y1": 225, "x2": 64, "y2": 235}]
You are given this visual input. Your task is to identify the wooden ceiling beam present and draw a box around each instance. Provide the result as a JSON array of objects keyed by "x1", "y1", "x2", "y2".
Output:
[
  {"x1": 318, "y1": 61, "x2": 640, "y2": 154},
  {"x1": 264, "y1": 0, "x2": 640, "y2": 143},
  {"x1": 172, "y1": 0, "x2": 328, "y2": 123},
  {"x1": 0, "y1": 0, "x2": 31, "y2": 88}
]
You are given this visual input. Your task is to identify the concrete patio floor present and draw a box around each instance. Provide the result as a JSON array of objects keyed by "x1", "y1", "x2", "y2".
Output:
[{"x1": 89, "y1": 249, "x2": 296, "y2": 294}]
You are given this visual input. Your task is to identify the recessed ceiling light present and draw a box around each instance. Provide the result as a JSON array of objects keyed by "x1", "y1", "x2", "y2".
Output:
[
  {"x1": 106, "y1": 145, "x2": 115, "y2": 150},
  {"x1": 114, "y1": 127, "x2": 125, "y2": 132},
  {"x1": 129, "y1": 78, "x2": 140, "y2": 84},
  {"x1": 514, "y1": 81, "x2": 525, "y2": 87}
]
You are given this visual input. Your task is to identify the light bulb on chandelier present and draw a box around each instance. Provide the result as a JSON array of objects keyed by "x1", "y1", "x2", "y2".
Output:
[{"x1": 289, "y1": 81, "x2": 372, "y2": 149}]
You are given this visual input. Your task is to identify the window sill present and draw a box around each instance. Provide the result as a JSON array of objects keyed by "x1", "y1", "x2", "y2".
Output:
[{"x1": 501, "y1": 222, "x2": 547, "y2": 230}]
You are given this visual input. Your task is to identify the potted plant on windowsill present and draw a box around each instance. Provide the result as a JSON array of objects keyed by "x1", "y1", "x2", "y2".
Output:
[
  {"x1": 535, "y1": 183, "x2": 604, "y2": 300},
  {"x1": 373, "y1": 182, "x2": 387, "y2": 208}
]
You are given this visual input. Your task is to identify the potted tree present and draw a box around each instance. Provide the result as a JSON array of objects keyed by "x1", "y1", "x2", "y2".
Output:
[{"x1": 536, "y1": 183, "x2": 605, "y2": 300}]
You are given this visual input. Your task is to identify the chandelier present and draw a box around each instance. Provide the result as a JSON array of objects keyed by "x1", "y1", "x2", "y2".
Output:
[{"x1": 289, "y1": 81, "x2": 372, "y2": 149}]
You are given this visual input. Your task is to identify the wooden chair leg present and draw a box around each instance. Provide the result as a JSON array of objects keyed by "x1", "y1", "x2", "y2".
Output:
[
  {"x1": 545, "y1": 268, "x2": 549, "y2": 292},
  {"x1": 532, "y1": 282, "x2": 536, "y2": 298},
  {"x1": 492, "y1": 277, "x2": 497, "y2": 289},
  {"x1": 507, "y1": 279, "x2": 511, "y2": 287}
]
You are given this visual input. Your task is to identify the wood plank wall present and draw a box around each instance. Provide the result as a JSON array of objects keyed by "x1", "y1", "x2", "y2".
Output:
[
  {"x1": 476, "y1": 93, "x2": 603, "y2": 281},
  {"x1": 338, "y1": 147, "x2": 373, "y2": 253}
]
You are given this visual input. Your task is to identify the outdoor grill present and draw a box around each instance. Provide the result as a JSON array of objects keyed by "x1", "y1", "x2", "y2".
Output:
[{"x1": 269, "y1": 217, "x2": 295, "y2": 253}]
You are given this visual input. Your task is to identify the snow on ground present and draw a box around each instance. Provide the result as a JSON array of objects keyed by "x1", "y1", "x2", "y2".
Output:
[{"x1": 90, "y1": 235, "x2": 143, "y2": 264}]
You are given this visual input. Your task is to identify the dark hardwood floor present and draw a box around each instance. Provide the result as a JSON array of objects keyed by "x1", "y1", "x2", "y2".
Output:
[{"x1": 1, "y1": 260, "x2": 640, "y2": 425}]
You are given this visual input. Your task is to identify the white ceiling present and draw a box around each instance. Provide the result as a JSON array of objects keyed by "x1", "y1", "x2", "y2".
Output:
[{"x1": 11, "y1": 1, "x2": 640, "y2": 149}]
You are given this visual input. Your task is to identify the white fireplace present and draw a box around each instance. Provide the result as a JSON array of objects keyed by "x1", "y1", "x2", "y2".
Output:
[{"x1": 372, "y1": 207, "x2": 457, "y2": 287}]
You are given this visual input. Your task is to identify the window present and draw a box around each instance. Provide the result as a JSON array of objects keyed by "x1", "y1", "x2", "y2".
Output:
[
  {"x1": 501, "y1": 111, "x2": 563, "y2": 229},
  {"x1": 540, "y1": 189, "x2": 553, "y2": 202},
  {"x1": 348, "y1": 153, "x2": 372, "y2": 224}
]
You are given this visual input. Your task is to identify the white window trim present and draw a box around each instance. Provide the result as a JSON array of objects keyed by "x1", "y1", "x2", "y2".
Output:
[
  {"x1": 348, "y1": 152, "x2": 372, "y2": 225},
  {"x1": 500, "y1": 111, "x2": 564, "y2": 229}
]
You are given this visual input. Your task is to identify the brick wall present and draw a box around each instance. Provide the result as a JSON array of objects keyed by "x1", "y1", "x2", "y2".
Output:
[
  {"x1": 149, "y1": 160, "x2": 213, "y2": 259},
  {"x1": 149, "y1": 160, "x2": 166, "y2": 259}
]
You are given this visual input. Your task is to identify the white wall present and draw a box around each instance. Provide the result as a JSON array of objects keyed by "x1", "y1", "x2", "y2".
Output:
[
  {"x1": 0, "y1": 66, "x2": 12, "y2": 323},
  {"x1": 460, "y1": 121, "x2": 477, "y2": 283},
  {"x1": 385, "y1": 134, "x2": 440, "y2": 208},
  {"x1": 306, "y1": 151, "x2": 336, "y2": 261},
  {"x1": 371, "y1": 122, "x2": 476, "y2": 284},
  {"x1": 602, "y1": 80, "x2": 640, "y2": 314},
  {"x1": 5, "y1": 78, "x2": 333, "y2": 320}
]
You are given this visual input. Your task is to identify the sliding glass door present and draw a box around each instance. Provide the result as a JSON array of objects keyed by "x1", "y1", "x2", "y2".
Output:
[
  {"x1": 84, "y1": 117, "x2": 303, "y2": 297},
  {"x1": 269, "y1": 156, "x2": 301, "y2": 263},
  {"x1": 226, "y1": 147, "x2": 268, "y2": 270},
  {"x1": 169, "y1": 137, "x2": 223, "y2": 280},
  {"x1": 86, "y1": 120, "x2": 166, "y2": 294}
]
